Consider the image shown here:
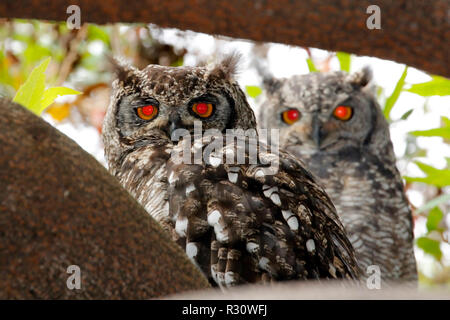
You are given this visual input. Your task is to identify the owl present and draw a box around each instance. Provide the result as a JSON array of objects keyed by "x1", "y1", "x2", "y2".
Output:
[
  {"x1": 102, "y1": 54, "x2": 360, "y2": 287},
  {"x1": 258, "y1": 68, "x2": 417, "y2": 285}
]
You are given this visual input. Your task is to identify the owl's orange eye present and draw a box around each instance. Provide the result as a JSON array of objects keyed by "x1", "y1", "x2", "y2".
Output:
[
  {"x1": 333, "y1": 105, "x2": 353, "y2": 121},
  {"x1": 281, "y1": 109, "x2": 300, "y2": 125},
  {"x1": 136, "y1": 105, "x2": 158, "y2": 121},
  {"x1": 192, "y1": 102, "x2": 214, "y2": 118}
]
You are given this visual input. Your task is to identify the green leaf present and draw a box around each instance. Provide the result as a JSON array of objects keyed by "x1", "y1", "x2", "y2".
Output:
[
  {"x1": 80, "y1": 52, "x2": 99, "y2": 71},
  {"x1": 245, "y1": 85, "x2": 262, "y2": 98},
  {"x1": 383, "y1": 66, "x2": 408, "y2": 120},
  {"x1": 24, "y1": 43, "x2": 52, "y2": 67},
  {"x1": 416, "y1": 162, "x2": 441, "y2": 175},
  {"x1": 410, "y1": 128, "x2": 450, "y2": 140},
  {"x1": 12, "y1": 58, "x2": 81, "y2": 115},
  {"x1": 404, "y1": 161, "x2": 450, "y2": 187},
  {"x1": 336, "y1": 52, "x2": 351, "y2": 72},
  {"x1": 171, "y1": 57, "x2": 184, "y2": 67},
  {"x1": 41, "y1": 87, "x2": 81, "y2": 110},
  {"x1": 406, "y1": 76, "x2": 450, "y2": 97},
  {"x1": 410, "y1": 148, "x2": 427, "y2": 158},
  {"x1": 13, "y1": 57, "x2": 50, "y2": 114},
  {"x1": 12, "y1": 34, "x2": 33, "y2": 43},
  {"x1": 426, "y1": 207, "x2": 444, "y2": 232},
  {"x1": 376, "y1": 86, "x2": 384, "y2": 99},
  {"x1": 416, "y1": 237, "x2": 442, "y2": 260},
  {"x1": 306, "y1": 58, "x2": 318, "y2": 72},
  {"x1": 410, "y1": 116, "x2": 450, "y2": 139},
  {"x1": 417, "y1": 194, "x2": 450, "y2": 213},
  {"x1": 442, "y1": 116, "x2": 450, "y2": 127},
  {"x1": 400, "y1": 109, "x2": 414, "y2": 120},
  {"x1": 87, "y1": 25, "x2": 111, "y2": 47}
]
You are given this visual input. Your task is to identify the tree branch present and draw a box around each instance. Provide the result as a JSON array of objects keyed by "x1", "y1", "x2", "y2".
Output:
[
  {"x1": 0, "y1": 0, "x2": 448, "y2": 77},
  {"x1": 0, "y1": 98, "x2": 210, "y2": 299}
]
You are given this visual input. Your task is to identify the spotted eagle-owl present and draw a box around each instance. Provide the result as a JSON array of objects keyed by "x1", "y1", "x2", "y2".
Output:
[
  {"x1": 102, "y1": 55, "x2": 360, "y2": 287},
  {"x1": 259, "y1": 69, "x2": 417, "y2": 285}
]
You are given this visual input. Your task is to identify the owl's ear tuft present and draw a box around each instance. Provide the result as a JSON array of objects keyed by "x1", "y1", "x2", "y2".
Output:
[
  {"x1": 262, "y1": 77, "x2": 283, "y2": 96},
  {"x1": 348, "y1": 66, "x2": 372, "y2": 88},
  {"x1": 107, "y1": 56, "x2": 140, "y2": 86},
  {"x1": 208, "y1": 52, "x2": 241, "y2": 81}
]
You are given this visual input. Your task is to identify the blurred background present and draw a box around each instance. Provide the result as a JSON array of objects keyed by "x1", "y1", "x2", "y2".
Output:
[{"x1": 0, "y1": 19, "x2": 449, "y2": 287}]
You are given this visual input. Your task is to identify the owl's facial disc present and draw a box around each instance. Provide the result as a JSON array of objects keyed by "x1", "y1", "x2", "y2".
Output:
[
  {"x1": 279, "y1": 102, "x2": 362, "y2": 152},
  {"x1": 265, "y1": 70, "x2": 376, "y2": 154}
]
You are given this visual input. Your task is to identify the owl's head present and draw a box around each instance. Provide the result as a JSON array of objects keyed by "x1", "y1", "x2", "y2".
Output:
[
  {"x1": 103, "y1": 54, "x2": 256, "y2": 168},
  {"x1": 259, "y1": 68, "x2": 390, "y2": 155}
]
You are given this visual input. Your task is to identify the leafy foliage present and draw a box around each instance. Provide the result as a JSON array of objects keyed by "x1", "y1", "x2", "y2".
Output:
[
  {"x1": 404, "y1": 161, "x2": 450, "y2": 188},
  {"x1": 383, "y1": 65, "x2": 408, "y2": 120},
  {"x1": 400, "y1": 109, "x2": 414, "y2": 120},
  {"x1": 410, "y1": 116, "x2": 450, "y2": 140},
  {"x1": 245, "y1": 85, "x2": 262, "y2": 98},
  {"x1": 12, "y1": 58, "x2": 80, "y2": 115},
  {"x1": 336, "y1": 52, "x2": 351, "y2": 72},
  {"x1": 87, "y1": 25, "x2": 111, "y2": 47},
  {"x1": 406, "y1": 76, "x2": 450, "y2": 97},
  {"x1": 426, "y1": 207, "x2": 444, "y2": 232},
  {"x1": 306, "y1": 58, "x2": 317, "y2": 72},
  {"x1": 417, "y1": 194, "x2": 450, "y2": 214},
  {"x1": 417, "y1": 237, "x2": 442, "y2": 260}
]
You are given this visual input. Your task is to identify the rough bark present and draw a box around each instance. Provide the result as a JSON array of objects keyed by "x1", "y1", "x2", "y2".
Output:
[
  {"x1": 0, "y1": 98, "x2": 210, "y2": 299},
  {"x1": 0, "y1": 0, "x2": 448, "y2": 77}
]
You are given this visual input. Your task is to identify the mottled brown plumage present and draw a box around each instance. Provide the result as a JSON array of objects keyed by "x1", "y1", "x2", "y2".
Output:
[
  {"x1": 259, "y1": 69, "x2": 417, "y2": 286},
  {"x1": 102, "y1": 55, "x2": 360, "y2": 287}
]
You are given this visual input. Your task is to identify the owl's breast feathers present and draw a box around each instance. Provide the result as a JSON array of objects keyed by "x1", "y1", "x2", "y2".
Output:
[
  {"x1": 296, "y1": 146, "x2": 417, "y2": 283},
  {"x1": 147, "y1": 134, "x2": 360, "y2": 287}
]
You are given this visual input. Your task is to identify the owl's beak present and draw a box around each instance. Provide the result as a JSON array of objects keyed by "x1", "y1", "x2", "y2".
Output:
[
  {"x1": 311, "y1": 118, "x2": 326, "y2": 148},
  {"x1": 168, "y1": 112, "x2": 183, "y2": 141}
]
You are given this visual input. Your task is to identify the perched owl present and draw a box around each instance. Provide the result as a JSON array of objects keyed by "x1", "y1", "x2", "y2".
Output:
[
  {"x1": 259, "y1": 69, "x2": 417, "y2": 285},
  {"x1": 102, "y1": 55, "x2": 360, "y2": 287}
]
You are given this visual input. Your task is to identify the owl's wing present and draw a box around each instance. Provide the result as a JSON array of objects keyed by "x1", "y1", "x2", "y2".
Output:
[{"x1": 166, "y1": 135, "x2": 360, "y2": 287}]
